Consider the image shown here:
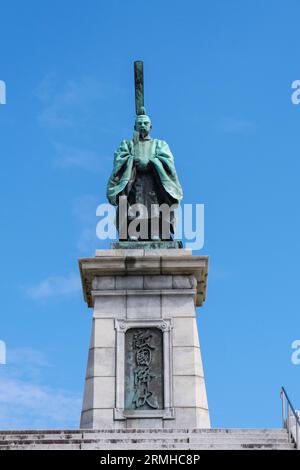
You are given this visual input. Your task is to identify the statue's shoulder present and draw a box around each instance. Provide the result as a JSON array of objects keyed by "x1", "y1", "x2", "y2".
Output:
[
  {"x1": 117, "y1": 139, "x2": 133, "y2": 150},
  {"x1": 153, "y1": 138, "x2": 168, "y2": 147},
  {"x1": 154, "y1": 139, "x2": 171, "y2": 151},
  {"x1": 119, "y1": 138, "x2": 132, "y2": 146}
]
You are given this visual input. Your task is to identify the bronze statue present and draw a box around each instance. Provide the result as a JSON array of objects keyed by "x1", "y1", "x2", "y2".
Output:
[{"x1": 107, "y1": 61, "x2": 183, "y2": 241}]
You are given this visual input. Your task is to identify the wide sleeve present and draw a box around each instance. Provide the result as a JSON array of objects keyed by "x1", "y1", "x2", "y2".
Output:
[
  {"x1": 106, "y1": 140, "x2": 134, "y2": 205},
  {"x1": 151, "y1": 140, "x2": 183, "y2": 202}
]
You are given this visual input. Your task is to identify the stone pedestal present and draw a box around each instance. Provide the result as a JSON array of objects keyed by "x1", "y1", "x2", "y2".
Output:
[{"x1": 79, "y1": 248, "x2": 210, "y2": 429}]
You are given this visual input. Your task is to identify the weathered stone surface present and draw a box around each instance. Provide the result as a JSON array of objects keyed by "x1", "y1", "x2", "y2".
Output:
[
  {"x1": 90, "y1": 319, "x2": 115, "y2": 349},
  {"x1": 92, "y1": 276, "x2": 115, "y2": 290},
  {"x1": 81, "y1": 409, "x2": 126, "y2": 429},
  {"x1": 93, "y1": 295, "x2": 126, "y2": 318},
  {"x1": 79, "y1": 251, "x2": 208, "y2": 307},
  {"x1": 163, "y1": 408, "x2": 210, "y2": 429},
  {"x1": 144, "y1": 249, "x2": 192, "y2": 257},
  {"x1": 96, "y1": 249, "x2": 144, "y2": 257},
  {"x1": 125, "y1": 418, "x2": 163, "y2": 429},
  {"x1": 144, "y1": 275, "x2": 172, "y2": 289},
  {"x1": 95, "y1": 248, "x2": 192, "y2": 257},
  {"x1": 162, "y1": 293, "x2": 196, "y2": 317},
  {"x1": 173, "y1": 346, "x2": 204, "y2": 377},
  {"x1": 126, "y1": 257, "x2": 161, "y2": 274},
  {"x1": 86, "y1": 347, "x2": 115, "y2": 378},
  {"x1": 126, "y1": 293, "x2": 161, "y2": 319},
  {"x1": 0, "y1": 429, "x2": 295, "y2": 450},
  {"x1": 82, "y1": 377, "x2": 115, "y2": 411},
  {"x1": 172, "y1": 274, "x2": 196, "y2": 289},
  {"x1": 80, "y1": 249, "x2": 209, "y2": 430},
  {"x1": 116, "y1": 275, "x2": 143, "y2": 289},
  {"x1": 173, "y1": 376, "x2": 208, "y2": 409},
  {"x1": 172, "y1": 317, "x2": 200, "y2": 347}
]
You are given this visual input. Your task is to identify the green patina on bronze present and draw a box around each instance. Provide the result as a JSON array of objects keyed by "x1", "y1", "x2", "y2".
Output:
[
  {"x1": 112, "y1": 240, "x2": 183, "y2": 250},
  {"x1": 134, "y1": 60, "x2": 144, "y2": 115},
  {"x1": 106, "y1": 61, "x2": 183, "y2": 241},
  {"x1": 107, "y1": 138, "x2": 183, "y2": 206}
]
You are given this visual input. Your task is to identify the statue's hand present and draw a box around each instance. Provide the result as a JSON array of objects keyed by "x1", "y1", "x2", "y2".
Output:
[{"x1": 134, "y1": 155, "x2": 149, "y2": 171}]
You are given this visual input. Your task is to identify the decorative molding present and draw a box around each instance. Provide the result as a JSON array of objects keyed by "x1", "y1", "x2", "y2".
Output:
[
  {"x1": 92, "y1": 289, "x2": 197, "y2": 297},
  {"x1": 114, "y1": 318, "x2": 174, "y2": 421},
  {"x1": 114, "y1": 408, "x2": 175, "y2": 420},
  {"x1": 78, "y1": 255, "x2": 208, "y2": 307},
  {"x1": 115, "y1": 319, "x2": 173, "y2": 333}
]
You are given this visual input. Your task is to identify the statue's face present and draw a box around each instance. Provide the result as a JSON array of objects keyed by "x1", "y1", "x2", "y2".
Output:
[{"x1": 135, "y1": 116, "x2": 152, "y2": 139}]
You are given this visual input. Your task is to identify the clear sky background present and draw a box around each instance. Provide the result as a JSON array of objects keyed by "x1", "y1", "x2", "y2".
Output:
[{"x1": 0, "y1": 0, "x2": 299, "y2": 429}]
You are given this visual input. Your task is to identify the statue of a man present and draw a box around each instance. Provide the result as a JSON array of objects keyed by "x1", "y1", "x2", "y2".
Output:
[
  {"x1": 106, "y1": 108, "x2": 183, "y2": 241},
  {"x1": 107, "y1": 61, "x2": 183, "y2": 242}
]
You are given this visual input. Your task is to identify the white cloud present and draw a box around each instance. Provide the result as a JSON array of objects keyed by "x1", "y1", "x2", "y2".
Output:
[
  {"x1": 25, "y1": 272, "x2": 81, "y2": 300},
  {"x1": 0, "y1": 347, "x2": 81, "y2": 429},
  {"x1": 52, "y1": 142, "x2": 108, "y2": 172},
  {"x1": 9, "y1": 348, "x2": 52, "y2": 369},
  {"x1": 217, "y1": 117, "x2": 255, "y2": 133},
  {"x1": 37, "y1": 76, "x2": 105, "y2": 128},
  {"x1": 53, "y1": 142, "x2": 111, "y2": 173},
  {"x1": 0, "y1": 378, "x2": 81, "y2": 429}
]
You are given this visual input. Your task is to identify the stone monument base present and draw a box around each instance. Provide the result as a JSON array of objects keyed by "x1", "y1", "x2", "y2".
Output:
[
  {"x1": 79, "y1": 248, "x2": 210, "y2": 429},
  {"x1": 0, "y1": 428, "x2": 294, "y2": 450}
]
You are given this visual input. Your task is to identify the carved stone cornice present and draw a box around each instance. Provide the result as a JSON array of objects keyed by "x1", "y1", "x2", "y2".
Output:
[{"x1": 79, "y1": 253, "x2": 208, "y2": 308}]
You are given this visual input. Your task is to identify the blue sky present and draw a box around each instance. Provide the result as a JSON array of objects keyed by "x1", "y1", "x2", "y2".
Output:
[{"x1": 0, "y1": 0, "x2": 300, "y2": 429}]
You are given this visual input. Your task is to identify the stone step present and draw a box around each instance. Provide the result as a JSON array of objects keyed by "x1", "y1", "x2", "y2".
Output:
[
  {"x1": 0, "y1": 438, "x2": 294, "y2": 448},
  {"x1": 82, "y1": 444, "x2": 295, "y2": 450},
  {"x1": 0, "y1": 428, "x2": 288, "y2": 435},
  {"x1": 0, "y1": 428, "x2": 294, "y2": 450},
  {"x1": 0, "y1": 434, "x2": 82, "y2": 441},
  {"x1": 0, "y1": 438, "x2": 188, "y2": 445},
  {"x1": 0, "y1": 443, "x2": 295, "y2": 451},
  {"x1": 0, "y1": 432, "x2": 290, "y2": 441},
  {"x1": 0, "y1": 444, "x2": 81, "y2": 450},
  {"x1": 83, "y1": 431, "x2": 289, "y2": 438},
  {"x1": 0, "y1": 430, "x2": 289, "y2": 440},
  {"x1": 0, "y1": 436, "x2": 292, "y2": 444},
  {"x1": 188, "y1": 429, "x2": 288, "y2": 434}
]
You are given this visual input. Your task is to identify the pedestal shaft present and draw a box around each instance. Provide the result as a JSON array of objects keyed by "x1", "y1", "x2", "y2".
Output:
[{"x1": 79, "y1": 249, "x2": 210, "y2": 429}]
